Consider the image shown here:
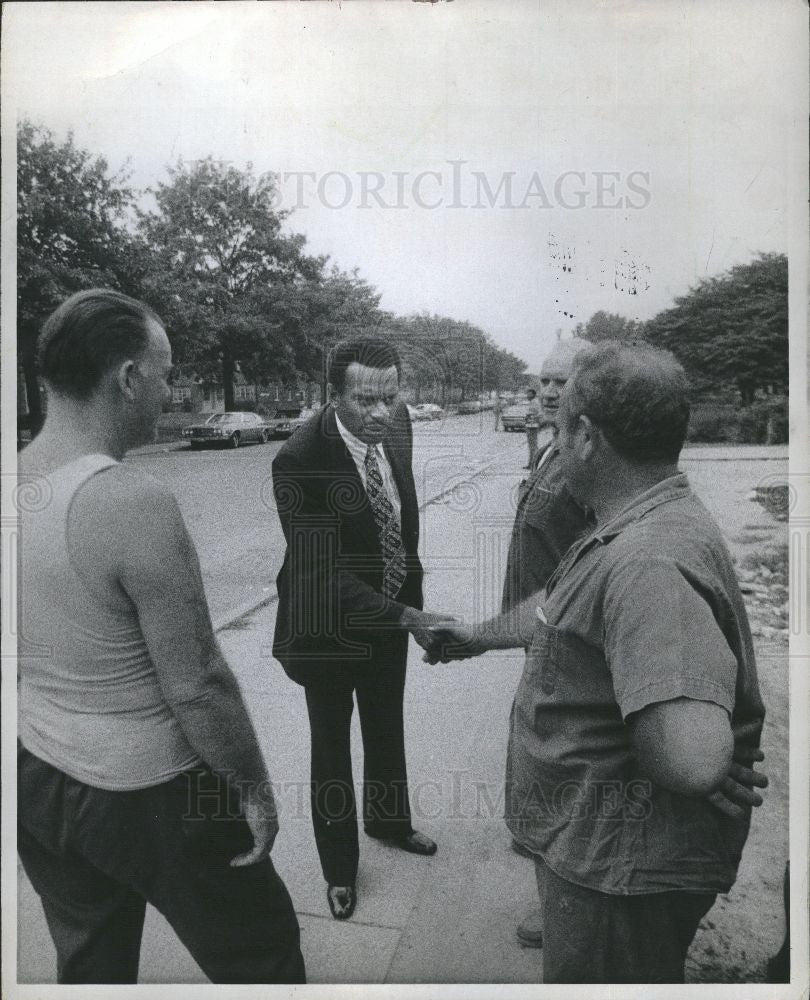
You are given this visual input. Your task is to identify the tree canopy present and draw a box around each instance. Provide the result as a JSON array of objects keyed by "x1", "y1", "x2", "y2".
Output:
[
  {"x1": 643, "y1": 253, "x2": 787, "y2": 403},
  {"x1": 573, "y1": 310, "x2": 644, "y2": 344},
  {"x1": 17, "y1": 123, "x2": 525, "y2": 417},
  {"x1": 17, "y1": 121, "x2": 137, "y2": 429},
  {"x1": 377, "y1": 314, "x2": 526, "y2": 404},
  {"x1": 19, "y1": 120, "x2": 784, "y2": 422},
  {"x1": 137, "y1": 158, "x2": 328, "y2": 408},
  {"x1": 571, "y1": 254, "x2": 787, "y2": 403}
]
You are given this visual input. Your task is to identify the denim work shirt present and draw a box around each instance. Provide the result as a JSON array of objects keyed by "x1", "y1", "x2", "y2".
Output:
[{"x1": 505, "y1": 474, "x2": 765, "y2": 896}]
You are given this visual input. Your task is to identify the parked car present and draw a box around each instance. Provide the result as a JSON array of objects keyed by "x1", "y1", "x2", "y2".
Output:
[
  {"x1": 412, "y1": 403, "x2": 444, "y2": 421},
  {"x1": 457, "y1": 400, "x2": 482, "y2": 414},
  {"x1": 182, "y1": 411, "x2": 270, "y2": 449},
  {"x1": 501, "y1": 401, "x2": 532, "y2": 432},
  {"x1": 268, "y1": 405, "x2": 319, "y2": 438}
]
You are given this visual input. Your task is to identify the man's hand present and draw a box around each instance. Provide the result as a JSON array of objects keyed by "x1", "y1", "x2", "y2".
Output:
[
  {"x1": 399, "y1": 607, "x2": 460, "y2": 652},
  {"x1": 706, "y1": 744, "x2": 768, "y2": 819},
  {"x1": 230, "y1": 786, "x2": 279, "y2": 867},
  {"x1": 421, "y1": 623, "x2": 488, "y2": 664}
]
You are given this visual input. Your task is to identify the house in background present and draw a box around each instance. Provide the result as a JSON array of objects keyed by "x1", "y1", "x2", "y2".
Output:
[{"x1": 166, "y1": 363, "x2": 322, "y2": 415}]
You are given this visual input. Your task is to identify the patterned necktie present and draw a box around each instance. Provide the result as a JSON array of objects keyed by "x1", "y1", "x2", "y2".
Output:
[{"x1": 364, "y1": 445, "x2": 408, "y2": 598}]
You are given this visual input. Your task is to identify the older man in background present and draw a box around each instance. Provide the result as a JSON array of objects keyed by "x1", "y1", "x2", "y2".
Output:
[
  {"x1": 523, "y1": 388, "x2": 541, "y2": 468},
  {"x1": 499, "y1": 337, "x2": 593, "y2": 948}
]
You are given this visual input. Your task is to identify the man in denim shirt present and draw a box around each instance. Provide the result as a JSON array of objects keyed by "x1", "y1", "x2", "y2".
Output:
[{"x1": 426, "y1": 342, "x2": 767, "y2": 983}]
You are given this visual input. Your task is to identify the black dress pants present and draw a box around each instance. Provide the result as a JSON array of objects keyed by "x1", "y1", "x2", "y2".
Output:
[
  {"x1": 17, "y1": 745, "x2": 306, "y2": 984},
  {"x1": 304, "y1": 631, "x2": 413, "y2": 885}
]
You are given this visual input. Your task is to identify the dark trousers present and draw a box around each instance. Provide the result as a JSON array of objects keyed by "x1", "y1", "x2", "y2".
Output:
[
  {"x1": 535, "y1": 859, "x2": 716, "y2": 983},
  {"x1": 17, "y1": 745, "x2": 305, "y2": 984},
  {"x1": 304, "y1": 633, "x2": 412, "y2": 885}
]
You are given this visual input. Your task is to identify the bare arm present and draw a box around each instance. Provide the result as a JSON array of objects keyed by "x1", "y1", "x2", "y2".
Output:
[
  {"x1": 629, "y1": 697, "x2": 734, "y2": 797},
  {"x1": 115, "y1": 481, "x2": 268, "y2": 785},
  {"x1": 112, "y1": 478, "x2": 276, "y2": 863}
]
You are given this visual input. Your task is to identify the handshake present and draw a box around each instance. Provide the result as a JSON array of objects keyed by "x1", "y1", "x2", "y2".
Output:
[{"x1": 399, "y1": 608, "x2": 488, "y2": 665}]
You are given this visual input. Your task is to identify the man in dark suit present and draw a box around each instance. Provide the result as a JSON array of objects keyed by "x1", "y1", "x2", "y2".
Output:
[{"x1": 272, "y1": 336, "x2": 445, "y2": 921}]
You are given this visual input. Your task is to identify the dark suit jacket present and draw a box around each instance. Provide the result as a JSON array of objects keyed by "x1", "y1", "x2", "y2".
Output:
[{"x1": 272, "y1": 403, "x2": 424, "y2": 686}]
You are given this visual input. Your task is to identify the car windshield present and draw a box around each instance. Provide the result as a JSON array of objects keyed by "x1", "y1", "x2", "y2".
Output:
[{"x1": 205, "y1": 414, "x2": 236, "y2": 424}]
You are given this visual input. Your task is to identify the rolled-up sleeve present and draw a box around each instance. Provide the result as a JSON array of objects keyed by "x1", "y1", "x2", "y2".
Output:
[{"x1": 603, "y1": 555, "x2": 737, "y2": 720}]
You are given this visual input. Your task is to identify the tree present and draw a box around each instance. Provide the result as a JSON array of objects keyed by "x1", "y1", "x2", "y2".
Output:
[
  {"x1": 573, "y1": 311, "x2": 644, "y2": 343},
  {"x1": 295, "y1": 266, "x2": 388, "y2": 398},
  {"x1": 483, "y1": 341, "x2": 526, "y2": 393},
  {"x1": 644, "y1": 253, "x2": 787, "y2": 403},
  {"x1": 139, "y1": 158, "x2": 324, "y2": 409},
  {"x1": 17, "y1": 121, "x2": 136, "y2": 431},
  {"x1": 387, "y1": 314, "x2": 526, "y2": 404}
]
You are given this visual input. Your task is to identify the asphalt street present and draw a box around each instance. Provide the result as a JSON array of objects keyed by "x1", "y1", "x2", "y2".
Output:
[
  {"x1": 16, "y1": 420, "x2": 789, "y2": 986},
  {"x1": 122, "y1": 411, "x2": 531, "y2": 626}
]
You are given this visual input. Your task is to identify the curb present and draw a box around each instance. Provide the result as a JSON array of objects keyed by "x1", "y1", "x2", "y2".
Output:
[
  {"x1": 679, "y1": 455, "x2": 787, "y2": 462},
  {"x1": 213, "y1": 450, "x2": 508, "y2": 633},
  {"x1": 129, "y1": 441, "x2": 187, "y2": 457}
]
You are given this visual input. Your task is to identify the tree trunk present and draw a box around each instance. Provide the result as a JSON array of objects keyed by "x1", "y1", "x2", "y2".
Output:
[
  {"x1": 222, "y1": 347, "x2": 235, "y2": 412},
  {"x1": 21, "y1": 348, "x2": 44, "y2": 439},
  {"x1": 738, "y1": 379, "x2": 755, "y2": 406}
]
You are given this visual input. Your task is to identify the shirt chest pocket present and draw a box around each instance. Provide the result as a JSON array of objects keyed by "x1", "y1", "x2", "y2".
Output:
[
  {"x1": 524, "y1": 617, "x2": 612, "y2": 702},
  {"x1": 525, "y1": 618, "x2": 561, "y2": 695}
]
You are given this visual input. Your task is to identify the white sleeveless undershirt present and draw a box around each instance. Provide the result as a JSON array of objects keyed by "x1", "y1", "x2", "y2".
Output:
[{"x1": 18, "y1": 453, "x2": 201, "y2": 789}]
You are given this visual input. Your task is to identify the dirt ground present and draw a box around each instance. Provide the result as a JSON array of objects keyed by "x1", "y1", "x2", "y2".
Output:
[{"x1": 680, "y1": 461, "x2": 790, "y2": 982}]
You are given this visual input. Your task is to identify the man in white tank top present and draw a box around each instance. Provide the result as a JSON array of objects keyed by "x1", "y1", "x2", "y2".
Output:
[{"x1": 17, "y1": 289, "x2": 305, "y2": 984}]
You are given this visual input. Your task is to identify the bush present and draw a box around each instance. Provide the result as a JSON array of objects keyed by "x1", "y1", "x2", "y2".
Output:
[
  {"x1": 738, "y1": 398, "x2": 788, "y2": 444},
  {"x1": 687, "y1": 404, "x2": 739, "y2": 443},
  {"x1": 687, "y1": 397, "x2": 788, "y2": 444}
]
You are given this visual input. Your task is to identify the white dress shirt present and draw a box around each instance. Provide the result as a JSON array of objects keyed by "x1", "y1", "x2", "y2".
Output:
[{"x1": 335, "y1": 412, "x2": 402, "y2": 520}]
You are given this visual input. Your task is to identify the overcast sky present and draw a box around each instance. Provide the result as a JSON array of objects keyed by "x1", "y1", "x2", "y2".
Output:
[{"x1": 4, "y1": 0, "x2": 804, "y2": 370}]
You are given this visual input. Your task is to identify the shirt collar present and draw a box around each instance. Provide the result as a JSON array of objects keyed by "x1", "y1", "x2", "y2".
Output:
[
  {"x1": 334, "y1": 411, "x2": 380, "y2": 465},
  {"x1": 545, "y1": 473, "x2": 691, "y2": 598},
  {"x1": 592, "y1": 472, "x2": 692, "y2": 543}
]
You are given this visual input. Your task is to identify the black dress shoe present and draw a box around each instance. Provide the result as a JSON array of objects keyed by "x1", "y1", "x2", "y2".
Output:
[
  {"x1": 326, "y1": 884, "x2": 357, "y2": 920},
  {"x1": 366, "y1": 829, "x2": 437, "y2": 855},
  {"x1": 395, "y1": 831, "x2": 437, "y2": 855}
]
